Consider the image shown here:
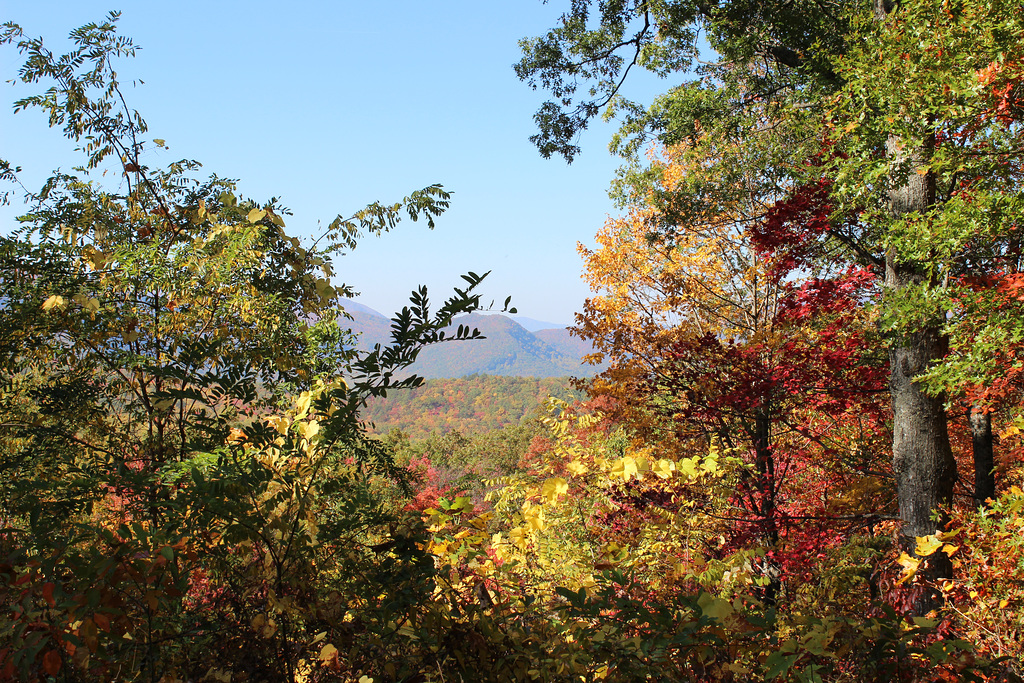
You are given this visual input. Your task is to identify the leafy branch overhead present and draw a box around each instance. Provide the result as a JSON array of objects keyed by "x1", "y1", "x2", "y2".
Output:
[{"x1": 322, "y1": 183, "x2": 452, "y2": 252}]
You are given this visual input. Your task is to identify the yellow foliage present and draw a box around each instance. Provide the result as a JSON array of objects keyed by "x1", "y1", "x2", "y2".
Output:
[
  {"x1": 541, "y1": 477, "x2": 568, "y2": 504},
  {"x1": 42, "y1": 294, "x2": 66, "y2": 312}
]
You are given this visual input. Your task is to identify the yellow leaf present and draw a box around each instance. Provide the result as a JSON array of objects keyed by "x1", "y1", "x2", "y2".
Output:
[
  {"x1": 294, "y1": 391, "x2": 312, "y2": 419},
  {"x1": 915, "y1": 535, "x2": 943, "y2": 557},
  {"x1": 522, "y1": 504, "x2": 544, "y2": 531},
  {"x1": 652, "y1": 459, "x2": 675, "y2": 479},
  {"x1": 319, "y1": 643, "x2": 338, "y2": 663},
  {"x1": 541, "y1": 477, "x2": 568, "y2": 504},
  {"x1": 566, "y1": 459, "x2": 588, "y2": 476},
  {"x1": 611, "y1": 456, "x2": 638, "y2": 481},
  {"x1": 267, "y1": 415, "x2": 290, "y2": 435},
  {"x1": 999, "y1": 424, "x2": 1021, "y2": 439},
  {"x1": 247, "y1": 208, "x2": 267, "y2": 223},
  {"x1": 509, "y1": 527, "x2": 529, "y2": 550},
  {"x1": 679, "y1": 457, "x2": 699, "y2": 480},
  {"x1": 42, "y1": 295, "x2": 65, "y2": 312},
  {"x1": 302, "y1": 419, "x2": 320, "y2": 441},
  {"x1": 896, "y1": 552, "x2": 921, "y2": 585}
]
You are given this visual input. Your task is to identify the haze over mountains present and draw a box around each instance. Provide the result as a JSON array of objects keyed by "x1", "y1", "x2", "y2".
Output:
[{"x1": 341, "y1": 301, "x2": 604, "y2": 379}]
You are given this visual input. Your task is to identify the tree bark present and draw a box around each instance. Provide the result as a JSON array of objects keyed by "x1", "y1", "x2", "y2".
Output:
[
  {"x1": 886, "y1": 261, "x2": 957, "y2": 616},
  {"x1": 970, "y1": 406, "x2": 995, "y2": 507},
  {"x1": 877, "y1": 1, "x2": 959, "y2": 611}
]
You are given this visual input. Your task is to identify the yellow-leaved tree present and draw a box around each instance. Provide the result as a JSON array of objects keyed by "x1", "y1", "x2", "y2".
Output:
[{"x1": 0, "y1": 16, "x2": 499, "y2": 682}]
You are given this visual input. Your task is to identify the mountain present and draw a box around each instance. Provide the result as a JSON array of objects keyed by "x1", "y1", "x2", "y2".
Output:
[
  {"x1": 340, "y1": 301, "x2": 393, "y2": 347},
  {"x1": 534, "y1": 327, "x2": 601, "y2": 362},
  {"x1": 340, "y1": 299, "x2": 387, "y2": 317},
  {"x1": 339, "y1": 301, "x2": 604, "y2": 379},
  {"x1": 512, "y1": 316, "x2": 569, "y2": 332}
]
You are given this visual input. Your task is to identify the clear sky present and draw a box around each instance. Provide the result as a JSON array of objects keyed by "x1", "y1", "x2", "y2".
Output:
[{"x1": 1, "y1": 1, "x2": 667, "y2": 326}]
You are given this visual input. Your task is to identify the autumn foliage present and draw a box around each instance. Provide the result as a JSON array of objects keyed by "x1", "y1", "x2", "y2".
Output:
[{"x1": 3, "y1": 2, "x2": 1024, "y2": 682}]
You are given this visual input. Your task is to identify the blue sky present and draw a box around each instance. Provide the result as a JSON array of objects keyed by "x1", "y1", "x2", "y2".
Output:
[{"x1": 1, "y1": 1, "x2": 668, "y2": 325}]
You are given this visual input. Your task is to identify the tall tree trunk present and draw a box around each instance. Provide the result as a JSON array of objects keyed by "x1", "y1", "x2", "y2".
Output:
[
  {"x1": 886, "y1": 290, "x2": 957, "y2": 604},
  {"x1": 970, "y1": 406, "x2": 995, "y2": 507},
  {"x1": 878, "y1": 0, "x2": 958, "y2": 613}
]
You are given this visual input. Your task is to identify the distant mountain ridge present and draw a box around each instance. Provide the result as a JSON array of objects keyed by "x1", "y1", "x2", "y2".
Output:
[
  {"x1": 340, "y1": 301, "x2": 603, "y2": 379},
  {"x1": 512, "y1": 316, "x2": 569, "y2": 332}
]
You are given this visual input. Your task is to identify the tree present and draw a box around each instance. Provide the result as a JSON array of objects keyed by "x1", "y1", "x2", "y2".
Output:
[
  {"x1": 826, "y1": 0, "x2": 1024, "y2": 598},
  {"x1": 0, "y1": 15, "x2": 503, "y2": 680},
  {"x1": 518, "y1": 0, "x2": 1024, "y2": 612},
  {"x1": 578, "y1": 140, "x2": 892, "y2": 602}
]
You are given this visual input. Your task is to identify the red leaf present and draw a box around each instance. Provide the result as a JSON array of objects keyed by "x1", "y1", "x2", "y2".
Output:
[
  {"x1": 42, "y1": 649, "x2": 61, "y2": 676},
  {"x1": 93, "y1": 612, "x2": 110, "y2": 632}
]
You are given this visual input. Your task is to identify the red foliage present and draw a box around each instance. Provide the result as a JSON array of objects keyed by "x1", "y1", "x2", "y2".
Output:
[
  {"x1": 750, "y1": 178, "x2": 835, "y2": 278},
  {"x1": 403, "y1": 455, "x2": 467, "y2": 512}
]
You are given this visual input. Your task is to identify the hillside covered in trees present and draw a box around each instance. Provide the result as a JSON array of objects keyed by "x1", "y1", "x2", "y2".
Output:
[
  {"x1": 2, "y1": 3, "x2": 1024, "y2": 682},
  {"x1": 362, "y1": 375, "x2": 584, "y2": 439}
]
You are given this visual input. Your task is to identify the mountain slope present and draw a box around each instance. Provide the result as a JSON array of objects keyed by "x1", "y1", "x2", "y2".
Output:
[
  {"x1": 534, "y1": 327, "x2": 601, "y2": 364},
  {"x1": 512, "y1": 316, "x2": 568, "y2": 332}
]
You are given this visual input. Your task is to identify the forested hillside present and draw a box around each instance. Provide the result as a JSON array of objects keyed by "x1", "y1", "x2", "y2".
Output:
[
  {"x1": 362, "y1": 375, "x2": 584, "y2": 439},
  {"x1": 2, "y1": 4, "x2": 1024, "y2": 683}
]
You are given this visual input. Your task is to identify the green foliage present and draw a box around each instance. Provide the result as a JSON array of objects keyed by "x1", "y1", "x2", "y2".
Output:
[
  {"x1": 0, "y1": 16, "x2": 499, "y2": 682},
  {"x1": 514, "y1": 0, "x2": 846, "y2": 162}
]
